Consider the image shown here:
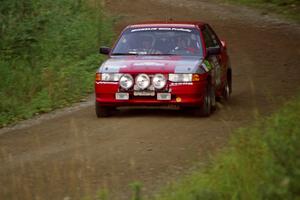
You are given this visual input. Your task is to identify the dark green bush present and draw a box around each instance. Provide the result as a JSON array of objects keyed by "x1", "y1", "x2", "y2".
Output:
[{"x1": 0, "y1": 0, "x2": 113, "y2": 126}]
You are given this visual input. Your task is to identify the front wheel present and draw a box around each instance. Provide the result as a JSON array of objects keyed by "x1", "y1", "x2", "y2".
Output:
[
  {"x1": 222, "y1": 81, "x2": 230, "y2": 100},
  {"x1": 95, "y1": 101, "x2": 112, "y2": 117},
  {"x1": 223, "y1": 69, "x2": 232, "y2": 100},
  {"x1": 195, "y1": 83, "x2": 215, "y2": 117}
]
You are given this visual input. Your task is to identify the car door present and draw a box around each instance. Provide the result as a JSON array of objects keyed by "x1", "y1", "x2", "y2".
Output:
[{"x1": 202, "y1": 25, "x2": 227, "y2": 90}]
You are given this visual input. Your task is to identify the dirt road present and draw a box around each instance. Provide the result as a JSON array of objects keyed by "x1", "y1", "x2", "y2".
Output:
[{"x1": 1, "y1": 0, "x2": 299, "y2": 199}]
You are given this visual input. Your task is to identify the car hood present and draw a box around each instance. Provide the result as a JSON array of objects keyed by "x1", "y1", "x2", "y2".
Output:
[{"x1": 98, "y1": 56, "x2": 204, "y2": 74}]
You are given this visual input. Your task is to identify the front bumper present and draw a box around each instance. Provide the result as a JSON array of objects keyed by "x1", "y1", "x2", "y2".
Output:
[{"x1": 95, "y1": 81, "x2": 206, "y2": 107}]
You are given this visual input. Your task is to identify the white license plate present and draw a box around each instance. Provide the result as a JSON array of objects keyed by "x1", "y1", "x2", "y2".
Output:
[
  {"x1": 115, "y1": 93, "x2": 129, "y2": 100},
  {"x1": 133, "y1": 91, "x2": 155, "y2": 96},
  {"x1": 134, "y1": 85, "x2": 155, "y2": 91},
  {"x1": 157, "y1": 93, "x2": 171, "y2": 100}
]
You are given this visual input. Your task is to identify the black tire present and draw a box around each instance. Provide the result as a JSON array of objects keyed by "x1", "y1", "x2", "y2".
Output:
[
  {"x1": 228, "y1": 69, "x2": 232, "y2": 94},
  {"x1": 95, "y1": 101, "x2": 111, "y2": 117},
  {"x1": 210, "y1": 84, "x2": 216, "y2": 112},
  {"x1": 195, "y1": 83, "x2": 214, "y2": 117},
  {"x1": 223, "y1": 69, "x2": 232, "y2": 100},
  {"x1": 222, "y1": 80, "x2": 230, "y2": 100}
]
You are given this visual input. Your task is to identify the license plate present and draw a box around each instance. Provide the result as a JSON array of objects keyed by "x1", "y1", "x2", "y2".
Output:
[
  {"x1": 157, "y1": 93, "x2": 171, "y2": 100},
  {"x1": 134, "y1": 85, "x2": 155, "y2": 91},
  {"x1": 133, "y1": 91, "x2": 155, "y2": 96},
  {"x1": 116, "y1": 93, "x2": 129, "y2": 100}
]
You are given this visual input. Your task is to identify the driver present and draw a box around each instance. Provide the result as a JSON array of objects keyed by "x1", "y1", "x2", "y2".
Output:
[
  {"x1": 140, "y1": 36, "x2": 161, "y2": 54},
  {"x1": 141, "y1": 36, "x2": 152, "y2": 50},
  {"x1": 173, "y1": 36, "x2": 195, "y2": 54}
]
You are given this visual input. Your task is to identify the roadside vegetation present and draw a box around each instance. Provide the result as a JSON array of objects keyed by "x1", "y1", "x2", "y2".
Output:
[
  {"x1": 82, "y1": 95, "x2": 300, "y2": 200},
  {"x1": 74, "y1": 94, "x2": 300, "y2": 200},
  {"x1": 221, "y1": 0, "x2": 300, "y2": 22},
  {"x1": 150, "y1": 95, "x2": 300, "y2": 200},
  {"x1": 0, "y1": 0, "x2": 113, "y2": 127}
]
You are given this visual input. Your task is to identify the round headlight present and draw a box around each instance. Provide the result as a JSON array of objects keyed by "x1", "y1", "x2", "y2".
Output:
[
  {"x1": 119, "y1": 74, "x2": 133, "y2": 90},
  {"x1": 152, "y1": 74, "x2": 167, "y2": 89},
  {"x1": 136, "y1": 74, "x2": 150, "y2": 90}
]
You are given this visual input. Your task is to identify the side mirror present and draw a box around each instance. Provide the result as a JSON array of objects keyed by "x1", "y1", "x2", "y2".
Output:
[
  {"x1": 99, "y1": 47, "x2": 111, "y2": 55},
  {"x1": 206, "y1": 47, "x2": 221, "y2": 56}
]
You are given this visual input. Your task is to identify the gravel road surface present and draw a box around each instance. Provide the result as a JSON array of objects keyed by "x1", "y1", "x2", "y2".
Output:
[{"x1": 1, "y1": 0, "x2": 299, "y2": 199}]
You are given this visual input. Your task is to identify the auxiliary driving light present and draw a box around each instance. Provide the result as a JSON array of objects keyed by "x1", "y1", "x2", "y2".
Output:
[
  {"x1": 152, "y1": 74, "x2": 167, "y2": 89},
  {"x1": 119, "y1": 74, "x2": 134, "y2": 89},
  {"x1": 135, "y1": 74, "x2": 150, "y2": 90}
]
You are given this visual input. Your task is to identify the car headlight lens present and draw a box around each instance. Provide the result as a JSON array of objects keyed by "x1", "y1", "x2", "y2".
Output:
[
  {"x1": 169, "y1": 74, "x2": 193, "y2": 82},
  {"x1": 101, "y1": 73, "x2": 123, "y2": 82},
  {"x1": 136, "y1": 74, "x2": 150, "y2": 90},
  {"x1": 152, "y1": 74, "x2": 167, "y2": 89},
  {"x1": 119, "y1": 74, "x2": 134, "y2": 89}
]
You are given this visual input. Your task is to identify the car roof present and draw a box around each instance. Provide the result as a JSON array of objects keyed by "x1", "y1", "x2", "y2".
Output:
[{"x1": 127, "y1": 21, "x2": 207, "y2": 29}]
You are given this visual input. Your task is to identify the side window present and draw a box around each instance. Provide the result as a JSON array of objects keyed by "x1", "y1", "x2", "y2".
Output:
[
  {"x1": 203, "y1": 25, "x2": 220, "y2": 48},
  {"x1": 202, "y1": 28, "x2": 214, "y2": 48}
]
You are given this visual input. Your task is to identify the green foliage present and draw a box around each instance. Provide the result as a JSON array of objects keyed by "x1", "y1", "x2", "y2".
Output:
[
  {"x1": 153, "y1": 96, "x2": 300, "y2": 200},
  {"x1": 131, "y1": 182, "x2": 143, "y2": 200},
  {"x1": 0, "y1": 0, "x2": 113, "y2": 126},
  {"x1": 96, "y1": 188, "x2": 109, "y2": 200}
]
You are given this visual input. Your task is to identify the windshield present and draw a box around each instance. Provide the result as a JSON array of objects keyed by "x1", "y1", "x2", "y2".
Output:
[{"x1": 111, "y1": 27, "x2": 203, "y2": 56}]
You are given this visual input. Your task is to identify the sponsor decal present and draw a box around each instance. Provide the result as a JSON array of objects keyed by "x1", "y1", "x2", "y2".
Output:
[
  {"x1": 202, "y1": 60, "x2": 212, "y2": 72},
  {"x1": 170, "y1": 82, "x2": 193, "y2": 86},
  {"x1": 133, "y1": 62, "x2": 165, "y2": 66},
  {"x1": 131, "y1": 27, "x2": 192, "y2": 33}
]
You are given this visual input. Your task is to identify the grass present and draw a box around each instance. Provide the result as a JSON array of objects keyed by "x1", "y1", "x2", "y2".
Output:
[
  {"x1": 0, "y1": 0, "x2": 114, "y2": 127},
  {"x1": 150, "y1": 95, "x2": 300, "y2": 200},
  {"x1": 220, "y1": 0, "x2": 300, "y2": 22}
]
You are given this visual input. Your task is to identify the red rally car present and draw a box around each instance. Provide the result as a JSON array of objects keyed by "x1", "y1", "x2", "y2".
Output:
[{"x1": 95, "y1": 21, "x2": 232, "y2": 117}]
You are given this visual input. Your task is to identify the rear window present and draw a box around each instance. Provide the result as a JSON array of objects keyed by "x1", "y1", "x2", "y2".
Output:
[{"x1": 111, "y1": 27, "x2": 203, "y2": 57}]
